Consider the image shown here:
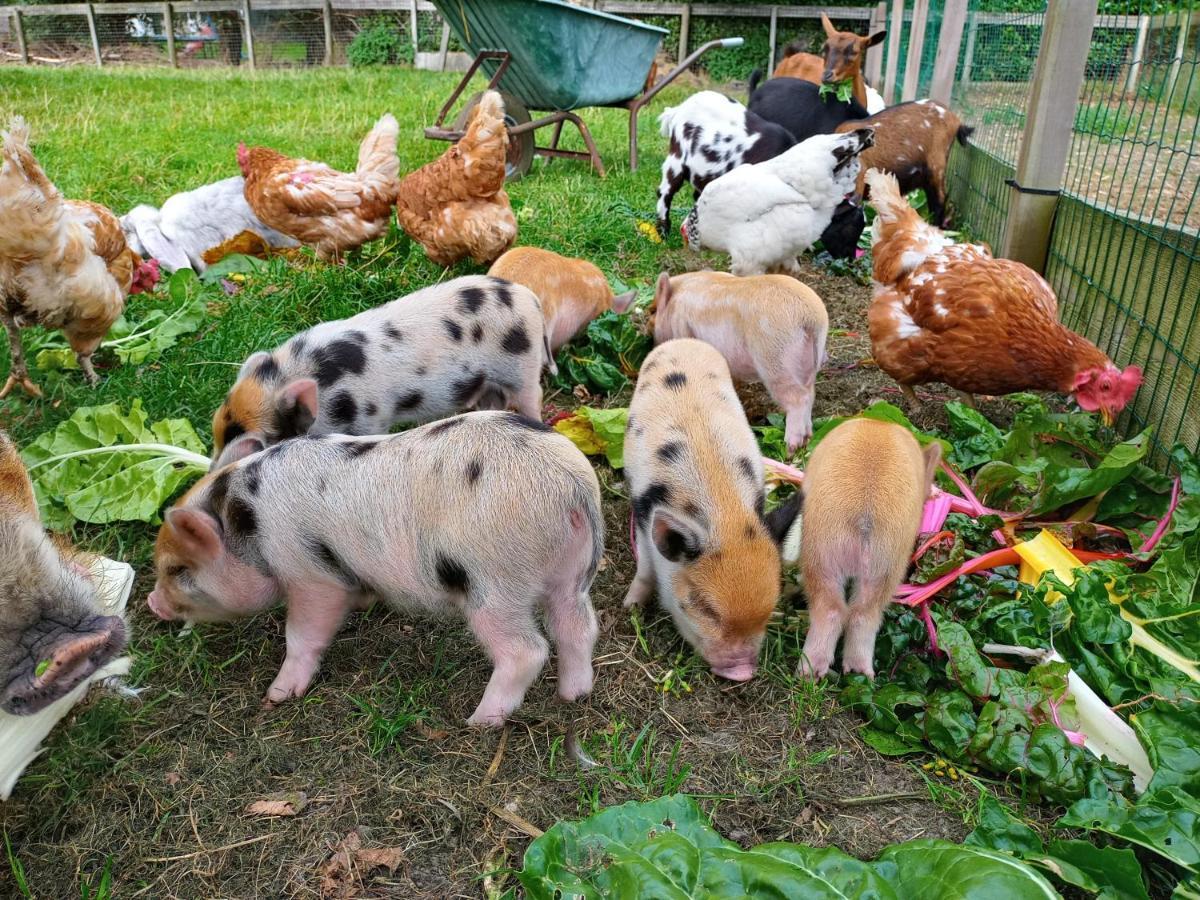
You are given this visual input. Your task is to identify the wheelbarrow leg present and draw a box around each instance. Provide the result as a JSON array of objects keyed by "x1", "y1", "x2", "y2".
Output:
[
  {"x1": 549, "y1": 119, "x2": 565, "y2": 151},
  {"x1": 628, "y1": 106, "x2": 640, "y2": 173},
  {"x1": 564, "y1": 112, "x2": 605, "y2": 178}
]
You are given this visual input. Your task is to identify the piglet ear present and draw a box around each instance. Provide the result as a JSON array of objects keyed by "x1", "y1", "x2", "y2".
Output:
[
  {"x1": 651, "y1": 507, "x2": 705, "y2": 563},
  {"x1": 763, "y1": 494, "x2": 803, "y2": 547},
  {"x1": 224, "y1": 434, "x2": 266, "y2": 464},
  {"x1": 921, "y1": 440, "x2": 943, "y2": 491},
  {"x1": 274, "y1": 378, "x2": 319, "y2": 438},
  {"x1": 166, "y1": 508, "x2": 224, "y2": 563},
  {"x1": 611, "y1": 289, "x2": 638, "y2": 315},
  {"x1": 654, "y1": 272, "x2": 672, "y2": 310}
]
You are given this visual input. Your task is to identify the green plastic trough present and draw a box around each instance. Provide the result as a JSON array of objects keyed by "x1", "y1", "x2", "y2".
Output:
[{"x1": 431, "y1": 0, "x2": 667, "y2": 110}]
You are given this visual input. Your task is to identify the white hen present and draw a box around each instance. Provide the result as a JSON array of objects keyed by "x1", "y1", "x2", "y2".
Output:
[
  {"x1": 682, "y1": 129, "x2": 875, "y2": 276},
  {"x1": 121, "y1": 176, "x2": 299, "y2": 273}
]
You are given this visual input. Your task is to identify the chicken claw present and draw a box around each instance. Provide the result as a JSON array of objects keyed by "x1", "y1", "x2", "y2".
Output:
[
  {"x1": 77, "y1": 353, "x2": 100, "y2": 386},
  {"x1": 0, "y1": 373, "x2": 43, "y2": 399}
]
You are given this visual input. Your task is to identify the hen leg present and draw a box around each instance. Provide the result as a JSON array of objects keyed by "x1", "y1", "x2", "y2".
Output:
[
  {"x1": 900, "y1": 384, "x2": 919, "y2": 405},
  {"x1": 76, "y1": 351, "x2": 100, "y2": 387},
  {"x1": 0, "y1": 314, "x2": 42, "y2": 399},
  {"x1": 955, "y1": 390, "x2": 977, "y2": 408}
]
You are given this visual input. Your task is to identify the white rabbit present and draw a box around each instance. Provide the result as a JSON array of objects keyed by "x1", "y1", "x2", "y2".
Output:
[{"x1": 121, "y1": 176, "x2": 298, "y2": 273}]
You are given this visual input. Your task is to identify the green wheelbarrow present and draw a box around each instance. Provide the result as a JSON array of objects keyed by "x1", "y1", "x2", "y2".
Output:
[{"x1": 425, "y1": 0, "x2": 742, "y2": 179}]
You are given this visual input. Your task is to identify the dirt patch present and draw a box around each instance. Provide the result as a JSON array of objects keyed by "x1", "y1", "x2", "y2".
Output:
[{"x1": 0, "y1": 256, "x2": 1010, "y2": 899}]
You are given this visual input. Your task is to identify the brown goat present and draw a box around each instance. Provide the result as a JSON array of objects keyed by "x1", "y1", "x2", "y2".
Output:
[
  {"x1": 836, "y1": 99, "x2": 973, "y2": 225},
  {"x1": 774, "y1": 13, "x2": 885, "y2": 111}
]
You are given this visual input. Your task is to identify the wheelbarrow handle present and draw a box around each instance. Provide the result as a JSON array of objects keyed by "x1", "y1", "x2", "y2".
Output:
[
  {"x1": 720, "y1": 37, "x2": 745, "y2": 48},
  {"x1": 637, "y1": 36, "x2": 745, "y2": 108}
]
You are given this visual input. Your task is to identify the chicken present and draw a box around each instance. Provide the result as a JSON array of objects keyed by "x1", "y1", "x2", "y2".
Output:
[
  {"x1": 865, "y1": 168, "x2": 1142, "y2": 423},
  {"x1": 395, "y1": 91, "x2": 518, "y2": 267},
  {"x1": 0, "y1": 118, "x2": 159, "y2": 399},
  {"x1": 680, "y1": 129, "x2": 874, "y2": 276},
  {"x1": 237, "y1": 114, "x2": 400, "y2": 262}
]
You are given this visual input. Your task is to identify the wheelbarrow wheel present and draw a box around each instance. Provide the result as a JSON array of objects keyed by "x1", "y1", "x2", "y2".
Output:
[{"x1": 454, "y1": 91, "x2": 535, "y2": 182}]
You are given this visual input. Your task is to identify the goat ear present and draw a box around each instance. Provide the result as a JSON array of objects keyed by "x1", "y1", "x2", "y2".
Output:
[
  {"x1": 821, "y1": 12, "x2": 837, "y2": 36},
  {"x1": 866, "y1": 30, "x2": 887, "y2": 48}
]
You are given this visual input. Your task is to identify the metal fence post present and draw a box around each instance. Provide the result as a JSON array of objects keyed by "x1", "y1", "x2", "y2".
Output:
[
  {"x1": 866, "y1": 1, "x2": 886, "y2": 87},
  {"x1": 1000, "y1": 0, "x2": 1098, "y2": 272},
  {"x1": 901, "y1": 0, "x2": 928, "y2": 101},
  {"x1": 13, "y1": 9, "x2": 29, "y2": 65},
  {"x1": 322, "y1": 0, "x2": 333, "y2": 65},
  {"x1": 1125, "y1": 13, "x2": 1149, "y2": 95},
  {"x1": 884, "y1": 0, "x2": 904, "y2": 104},
  {"x1": 767, "y1": 5, "x2": 777, "y2": 74},
  {"x1": 437, "y1": 20, "x2": 449, "y2": 70},
  {"x1": 1166, "y1": 11, "x2": 1188, "y2": 99},
  {"x1": 409, "y1": 0, "x2": 418, "y2": 59},
  {"x1": 678, "y1": 4, "x2": 690, "y2": 61},
  {"x1": 241, "y1": 0, "x2": 255, "y2": 69},
  {"x1": 85, "y1": 2, "x2": 102, "y2": 67},
  {"x1": 929, "y1": 0, "x2": 967, "y2": 106},
  {"x1": 163, "y1": 2, "x2": 177, "y2": 67}
]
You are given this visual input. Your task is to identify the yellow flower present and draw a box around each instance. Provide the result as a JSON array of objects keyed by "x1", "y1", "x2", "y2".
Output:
[
  {"x1": 230, "y1": 273, "x2": 247, "y2": 283},
  {"x1": 637, "y1": 221, "x2": 663, "y2": 244}
]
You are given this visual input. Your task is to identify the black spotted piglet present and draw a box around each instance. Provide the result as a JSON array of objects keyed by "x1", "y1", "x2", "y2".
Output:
[
  {"x1": 211, "y1": 275, "x2": 555, "y2": 467},
  {"x1": 149, "y1": 412, "x2": 604, "y2": 727}
]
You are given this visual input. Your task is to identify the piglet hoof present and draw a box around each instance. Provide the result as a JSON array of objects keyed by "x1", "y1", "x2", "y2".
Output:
[
  {"x1": 842, "y1": 659, "x2": 876, "y2": 680},
  {"x1": 466, "y1": 707, "x2": 510, "y2": 729},
  {"x1": 262, "y1": 675, "x2": 311, "y2": 707},
  {"x1": 796, "y1": 654, "x2": 833, "y2": 681},
  {"x1": 622, "y1": 580, "x2": 652, "y2": 609},
  {"x1": 557, "y1": 671, "x2": 594, "y2": 704}
]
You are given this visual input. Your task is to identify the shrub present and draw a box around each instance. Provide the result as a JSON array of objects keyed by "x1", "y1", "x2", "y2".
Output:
[
  {"x1": 347, "y1": 17, "x2": 413, "y2": 67},
  {"x1": 1074, "y1": 103, "x2": 1135, "y2": 141}
]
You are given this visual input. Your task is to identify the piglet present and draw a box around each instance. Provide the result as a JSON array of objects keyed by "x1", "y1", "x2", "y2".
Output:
[
  {"x1": 798, "y1": 417, "x2": 940, "y2": 678},
  {"x1": 623, "y1": 339, "x2": 799, "y2": 681},
  {"x1": 0, "y1": 431, "x2": 127, "y2": 714},
  {"x1": 488, "y1": 247, "x2": 637, "y2": 353},
  {"x1": 211, "y1": 275, "x2": 555, "y2": 467},
  {"x1": 149, "y1": 411, "x2": 603, "y2": 727},
  {"x1": 653, "y1": 271, "x2": 828, "y2": 451}
]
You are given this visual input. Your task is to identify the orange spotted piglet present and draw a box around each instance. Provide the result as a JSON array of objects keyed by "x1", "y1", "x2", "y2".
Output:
[
  {"x1": 489, "y1": 247, "x2": 637, "y2": 353},
  {"x1": 652, "y1": 271, "x2": 828, "y2": 451},
  {"x1": 798, "y1": 417, "x2": 940, "y2": 678},
  {"x1": 623, "y1": 339, "x2": 800, "y2": 682}
]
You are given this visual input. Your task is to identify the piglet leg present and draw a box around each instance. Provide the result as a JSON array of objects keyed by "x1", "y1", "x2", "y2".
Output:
[
  {"x1": 545, "y1": 591, "x2": 598, "y2": 702},
  {"x1": 622, "y1": 529, "x2": 655, "y2": 609},
  {"x1": 798, "y1": 574, "x2": 848, "y2": 679},
  {"x1": 465, "y1": 602, "x2": 549, "y2": 728},
  {"x1": 264, "y1": 582, "x2": 352, "y2": 706},
  {"x1": 840, "y1": 577, "x2": 894, "y2": 679}
]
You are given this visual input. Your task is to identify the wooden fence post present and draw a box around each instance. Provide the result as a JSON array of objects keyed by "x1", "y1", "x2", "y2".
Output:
[
  {"x1": 678, "y1": 3, "x2": 689, "y2": 62},
  {"x1": 13, "y1": 9, "x2": 29, "y2": 65},
  {"x1": 962, "y1": 11, "x2": 977, "y2": 84},
  {"x1": 901, "y1": 0, "x2": 929, "y2": 101},
  {"x1": 929, "y1": 0, "x2": 967, "y2": 106},
  {"x1": 408, "y1": 0, "x2": 418, "y2": 59},
  {"x1": 1000, "y1": 0, "x2": 1098, "y2": 271},
  {"x1": 767, "y1": 5, "x2": 778, "y2": 74},
  {"x1": 163, "y1": 2, "x2": 177, "y2": 68},
  {"x1": 241, "y1": 0, "x2": 255, "y2": 69},
  {"x1": 322, "y1": 0, "x2": 333, "y2": 65},
  {"x1": 437, "y1": 20, "x2": 449, "y2": 70},
  {"x1": 884, "y1": 0, "x2": 904, "y2": 104},
  {"x1": 866, "y1": 1, "x2": 886, "y2": 87},
  {"x1": 1125, "y1": 13, "x2": 1149, "y2": 95},
  {"x1": 85, "y1": 3, "x2": 102, "y2": 67}
]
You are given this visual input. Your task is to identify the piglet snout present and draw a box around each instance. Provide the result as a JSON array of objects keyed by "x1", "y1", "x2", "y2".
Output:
[
  {"x1": 711, "y1": 662, "x2": 757, "y2": 683},
  {"x1": 147, "y1": 589, "x2": 173, "y2": 621}
]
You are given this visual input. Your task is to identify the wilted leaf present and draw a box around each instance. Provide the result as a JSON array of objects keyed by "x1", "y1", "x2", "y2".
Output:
[{"x1": 245, "y1": 791, "x2": 308, "y2": 817}]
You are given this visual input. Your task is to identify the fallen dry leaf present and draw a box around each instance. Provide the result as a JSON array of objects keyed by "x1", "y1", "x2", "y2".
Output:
[
  {"x1": 320, "y1": 830, "x2": 407, "y2": 898},
  {"x1": 244, "y1": 791, "x2": 308, "y2": 817},
  {"x1": 164, "y1": 771, "x2": 181, "y2": 786}
]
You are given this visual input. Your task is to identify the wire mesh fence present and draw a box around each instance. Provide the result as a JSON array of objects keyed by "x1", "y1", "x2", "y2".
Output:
[{"x1": 937, "y1": 1, "x2": 1198, "y2": 462}]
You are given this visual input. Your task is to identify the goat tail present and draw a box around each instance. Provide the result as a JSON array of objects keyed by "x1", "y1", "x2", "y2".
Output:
[
  {"x1": 657, "y1": 104, "x2": 679, "y2": 138},
  {"x1": 748, "y1": 68, "x2": 765, "y2": 100},
  {"x1": 956, "y1": 124, "x2": 975, "y2": 146}
]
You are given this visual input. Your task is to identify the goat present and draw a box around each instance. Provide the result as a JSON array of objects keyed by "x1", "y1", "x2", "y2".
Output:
[
  {"x1": 835, "y1": 99, "x2": 974, "y2": 225},
  {"x1": 748, "y1": 75, "x2": 870, "y2": 146},
  {"x1": 656, "y1": 90, "x2": 795, "y2": 238},
  {"x1": 775, "y1": 13, "x2": 887, "y2": 114}
]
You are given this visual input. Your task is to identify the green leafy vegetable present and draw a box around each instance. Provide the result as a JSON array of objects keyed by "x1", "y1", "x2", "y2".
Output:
[
  {"x1": 818, "y1": 78, "x2": 856, "y2": 104},
  {"x1": 553, "y1": 406, "x2": 629, "y2": 468},
  {"x1": 21, "y1": 400, "x2": 210, "y2": 528},
  {"x1": 551, "y1": 309, "x2": 652, "y2": 396},
  {"x1": 34, "y1": 660, "x2": 51, "y2": 678},
  {"x1": 197, "y1": 253, "x2": 267, "y2": 284},
  {"x1": 516, "y1": 794, "x2": 1062, "y2": 899}
]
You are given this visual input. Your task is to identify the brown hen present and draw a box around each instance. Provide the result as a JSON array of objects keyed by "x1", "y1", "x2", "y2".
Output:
[
  {"x1": 395, "y1": 91, "x2": 518, "y2": 267},
  {"x1": 0, "y1": 118, "x2": 158, "y2": 399},
  {"x1": 238, "y1": 114, "x2": 400, "y2": 262},
  {"x1": 865, "y1": 168, "x2": 1141, "y2": 423}
]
